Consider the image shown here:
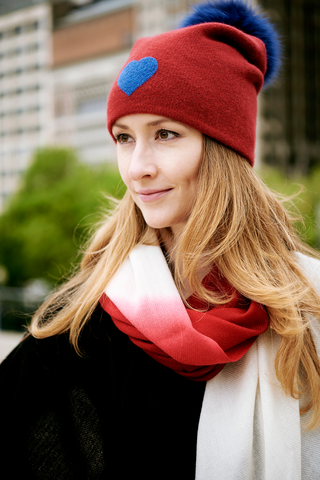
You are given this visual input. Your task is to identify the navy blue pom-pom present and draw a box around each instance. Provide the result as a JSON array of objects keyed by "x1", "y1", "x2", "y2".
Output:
[{"x1": 179, "y1": 0, "x2": 281, "y2": 86}]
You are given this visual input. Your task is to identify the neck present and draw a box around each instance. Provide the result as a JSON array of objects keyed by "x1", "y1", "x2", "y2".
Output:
[
  {"x1": 159, "y1": 227, "x2": 175, "y2": 253},
  {"x1": 158, "y1": 227, "x2": 212, "y2": 300}
]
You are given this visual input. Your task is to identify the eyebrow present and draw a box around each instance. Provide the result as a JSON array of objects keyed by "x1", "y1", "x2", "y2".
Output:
[{"x1": 112, "y1": 117, "x2": 179, "y2": 130}]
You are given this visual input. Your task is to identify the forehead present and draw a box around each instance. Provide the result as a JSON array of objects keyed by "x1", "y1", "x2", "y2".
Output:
[{"x1": 112, "y1": 114, "x2": 187, "y2": 130}]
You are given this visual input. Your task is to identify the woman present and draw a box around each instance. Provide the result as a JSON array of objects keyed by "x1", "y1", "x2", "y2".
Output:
[{"x1": 1, "y1": 1, "x2": 320, "y2": 479}]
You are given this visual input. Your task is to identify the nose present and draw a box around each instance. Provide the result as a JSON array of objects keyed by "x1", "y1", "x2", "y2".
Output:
[{"x1": 128, "y1": 140, "x2": 158, "y2": 181}]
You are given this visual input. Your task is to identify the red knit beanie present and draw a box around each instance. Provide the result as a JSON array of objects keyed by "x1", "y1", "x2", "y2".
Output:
[{"x1": 107, "y1": 1, "x2": 281, "y2": 166}]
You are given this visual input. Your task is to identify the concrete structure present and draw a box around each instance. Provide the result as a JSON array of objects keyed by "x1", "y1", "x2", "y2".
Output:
[
  {"x1": 137, "y1": 0, "x2": 194, "y2": 37},
  {"x1": 1, "y1": 0, "x2": 318, "y2": 212},
  {"x1": 52, "y1": 0, "x2": 137, "y2": 165},
  {"x1": 0, "y1": 2, "x2": 52, "y2": 211},
  {"x1": 258, "y1": 0, "x2": 320, "y2": 174}
]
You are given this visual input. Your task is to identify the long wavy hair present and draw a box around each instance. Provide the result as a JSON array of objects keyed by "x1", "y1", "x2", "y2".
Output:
[{"x1": 30, "y1": 136, "x2": 320, "y2": 429}]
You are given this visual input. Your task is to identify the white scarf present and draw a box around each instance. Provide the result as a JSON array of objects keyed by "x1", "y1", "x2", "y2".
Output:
[{"x1": 196, "y1": 252, "x2": 320, "y2": 480}]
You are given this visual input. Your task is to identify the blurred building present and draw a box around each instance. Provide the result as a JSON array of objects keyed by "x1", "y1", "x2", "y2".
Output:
[
  {"x1": 1, "y1": 0, "x2": 318, "y2": 211},
  {"x1": 0, "y1": 0, "x2": 195, "y2": 212},
  {"x1": 52, "y1": 0, "x2": 136, "y2": 166},
  {"x1": 52, "y1": 0, "x2": 194, "y2": 164},
  {"x1": 260, "y1": 0, "x2": 320, "y2": 175},
  {"x1": 0, "y1": 1, "x2": 52, "y2": 211}
]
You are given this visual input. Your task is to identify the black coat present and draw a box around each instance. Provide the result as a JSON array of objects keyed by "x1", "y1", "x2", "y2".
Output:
[{"x1": 0, "y1": 304, "x2": 206, "y2": 480}]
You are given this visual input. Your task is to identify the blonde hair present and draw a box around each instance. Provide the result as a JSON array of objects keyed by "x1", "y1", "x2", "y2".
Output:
[{"x1": 30, "y1": 136, "x2": 320, "y2": 428}]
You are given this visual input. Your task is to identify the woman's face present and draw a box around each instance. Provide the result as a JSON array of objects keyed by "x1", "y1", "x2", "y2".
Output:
[{"x1": 112, "y1": 114, "x2": 203, "y2": 235}]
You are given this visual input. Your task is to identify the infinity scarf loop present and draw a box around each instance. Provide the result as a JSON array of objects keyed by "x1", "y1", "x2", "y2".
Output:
[{"x1": 100, "y1": 245, "x2": 269, "y2": 381}]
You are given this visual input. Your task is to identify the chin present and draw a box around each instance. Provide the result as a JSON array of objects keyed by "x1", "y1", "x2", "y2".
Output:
[
  {"x1": 144, "y1": 217, "x2": 185, "y2": 233},
  {"x1": 141, "y1": 215, "x2": 171, "y2": 230},
  {"x1": 145, "y1": 220, "x2": 170, "y2": 230}
]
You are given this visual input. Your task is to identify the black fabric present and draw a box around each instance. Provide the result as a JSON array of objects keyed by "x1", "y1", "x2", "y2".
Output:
[{"x1": 0, "y1": 305, "x2": 206, "y2": 479}]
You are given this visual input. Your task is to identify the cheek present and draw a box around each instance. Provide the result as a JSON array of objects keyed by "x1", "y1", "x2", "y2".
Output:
[
  {"x1": 192, "y1": 150, "x2": 203, "y2": 181},
  {"x1": 178, "y1": 151, "x2": 202, "y2": 185}
]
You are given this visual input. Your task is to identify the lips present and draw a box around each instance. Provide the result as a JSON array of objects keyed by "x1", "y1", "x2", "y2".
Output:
[{"x1": 138, "y1": 188, "x2": 173, "y2": 202}]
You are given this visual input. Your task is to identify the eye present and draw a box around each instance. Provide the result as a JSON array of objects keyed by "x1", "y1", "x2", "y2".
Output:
[
  {"x1": 114, "y1": 133, "x2": 133, "y2": 144},
  {"x1": 156, "y1": 129, "x2": 179, "y2": 141}
]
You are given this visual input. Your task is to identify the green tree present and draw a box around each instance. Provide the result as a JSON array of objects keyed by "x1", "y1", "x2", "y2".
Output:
[{"x1": 0, "y1": 148, "x2": 125, "y2": 287}]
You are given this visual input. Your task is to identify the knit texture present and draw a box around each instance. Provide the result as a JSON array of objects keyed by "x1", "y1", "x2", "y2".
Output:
[
  {"x1": 107, "y1": 21, "x2": 267, "y2": 165},
  {"x1": 100, "y1": 245, "x2": 269, "y2": 381},
  {"x1": 196, "y1": 252, "x2": 320, "y2": 480},
  {"x1": 179, "y1": 0, "x2": 281, "y2": 86},
  {"x1": 0, "y1": 307, "x2": 205, "y2": 480}
]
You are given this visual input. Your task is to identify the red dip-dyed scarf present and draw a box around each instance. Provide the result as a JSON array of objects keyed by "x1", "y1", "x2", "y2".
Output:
[{"x1": 100, "y1": 245, "x2": 269, "y2": 381}]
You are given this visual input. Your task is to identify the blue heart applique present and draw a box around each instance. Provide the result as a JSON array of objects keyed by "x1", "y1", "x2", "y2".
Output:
[{"x1": 118, "y1": 57, "x2": 158, "y2": 96}]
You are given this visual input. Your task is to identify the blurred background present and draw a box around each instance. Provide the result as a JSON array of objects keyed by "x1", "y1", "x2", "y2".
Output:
[{"x1": 0, "y1": 0, "x2": 319, "y2": 354}]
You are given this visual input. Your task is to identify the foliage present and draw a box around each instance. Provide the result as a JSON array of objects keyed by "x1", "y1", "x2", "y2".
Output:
[
  {"x1": 0, "y1": 147, "x2": 319, "y2": 289},
  {"x1": 0, "y1": 148, "x2": 125, "y2": 287},
  {"x1": 258, "y1": 166, "x2": 320, "y2": 249}
]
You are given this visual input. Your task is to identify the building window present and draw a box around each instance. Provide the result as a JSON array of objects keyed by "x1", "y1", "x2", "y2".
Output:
[
  {"x1": 25, "y1": 21, "x2": 39, "y2": 33},
  {"x1": 26, "y1": 43, "x2": 39, "y2": 53},
  {"x1": 75, "y1": 82, "x2": 107, "y2": 115},
  {"x1": 4, "y1": 28, "x2": 13, "y2": 39},
  {"x1": 77, "y1": 98, "x2": 106, "y2": 114}
]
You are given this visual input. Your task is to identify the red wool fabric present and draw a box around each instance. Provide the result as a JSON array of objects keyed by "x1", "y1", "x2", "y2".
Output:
[
  {"x1": 100, "y1": 272, "x2": 269, "y2": 381},
  {"x1": 107, "y1": 23, "x2": 267, "y2": 166}
]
